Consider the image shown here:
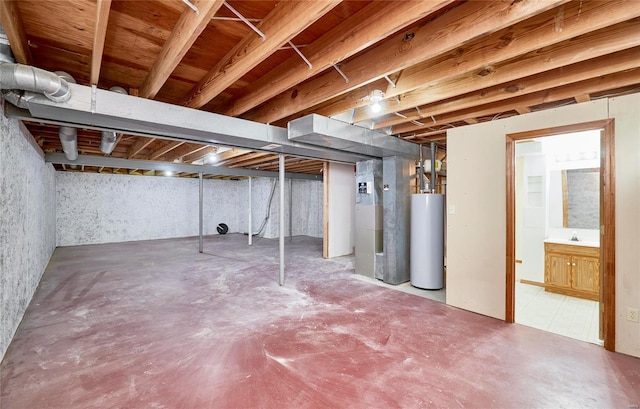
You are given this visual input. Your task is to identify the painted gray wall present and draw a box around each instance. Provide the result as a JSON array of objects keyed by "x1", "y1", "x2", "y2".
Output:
[
  {"x1": 0, "y1": 104, "x2": 57, "y2": 361},
  {"x1": 56, "y1": 174, "x2": 323, "y2": 246},
  {"x1": 241, "y1": 178, "x2": 323, "y2": 239}
]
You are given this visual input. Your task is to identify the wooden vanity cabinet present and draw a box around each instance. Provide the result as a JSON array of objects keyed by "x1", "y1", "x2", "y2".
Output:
[{"x1": 544, "y1": 242, "x2": 600, "y2": 301}]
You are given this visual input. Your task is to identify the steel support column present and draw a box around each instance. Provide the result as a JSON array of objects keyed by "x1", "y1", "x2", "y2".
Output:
[
  {"x1": 248, "y1": 176, "x2": 253, "y2": 246},
  {"x1": 279, "y1": 154, "x2": 285, "y2": 286},
  {"x1": 198, "y1": 172, "x2": 203, "y2": 253}
]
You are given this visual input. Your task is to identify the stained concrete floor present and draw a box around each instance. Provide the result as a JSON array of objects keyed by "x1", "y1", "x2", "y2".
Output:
[{"x1": 1, "y1": 234, "x2": 639, "y2": 408}]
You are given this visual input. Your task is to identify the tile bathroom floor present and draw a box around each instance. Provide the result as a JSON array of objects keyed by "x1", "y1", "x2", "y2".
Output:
[{"x1": 516, "y1": 281, "x2": 601, "y2": 345}]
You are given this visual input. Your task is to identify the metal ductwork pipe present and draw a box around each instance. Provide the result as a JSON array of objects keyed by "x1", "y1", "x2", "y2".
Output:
[
  {"x1": 0, "y1": 25, "x2": 15, "y2": 64},
  {"x1": 58, "y1": 126, "x2": 78, "y2": 161},
  {"x1": 54, "y1": 72, "x2": 78, "y2": 161},
  {"x1": 0, "y1": 25, "x2": 78, "y2": 161},
  {"x1": 100, "y1": 86, "x2": 128, "y2": 154},
  {"x1": 0, "y1": 24, "x2": 72, "y2": 104},
  {"x1": 0, "y1": 65, "x2": 72, "y2": 103}
]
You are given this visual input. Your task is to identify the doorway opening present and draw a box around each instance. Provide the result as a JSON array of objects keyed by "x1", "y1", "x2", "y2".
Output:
[{"x1": 506, "y1": 120, "x2": 615, "y2": 351}]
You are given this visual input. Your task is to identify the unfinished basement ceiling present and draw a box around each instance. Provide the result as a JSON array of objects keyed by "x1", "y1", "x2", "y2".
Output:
[{"x1": 1, "y1": 0, "x2": 639, "y2": 177}]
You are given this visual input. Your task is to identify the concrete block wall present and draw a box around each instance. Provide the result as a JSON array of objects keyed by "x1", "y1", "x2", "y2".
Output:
[
  {"x1": 56, "y1": 174, "x2": 323, "y2": 246},
  {"x1": 0, "y1": 104, "x2": 57, "y2": 361}
]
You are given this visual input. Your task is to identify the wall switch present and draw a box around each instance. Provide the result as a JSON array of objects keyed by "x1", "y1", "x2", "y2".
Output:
[
  {"x1": 448, "y1": 205, "x2": 456, "y2": 215},
  {"x1": 627, "y1": 308, "x2": 639, "y2": 323}
]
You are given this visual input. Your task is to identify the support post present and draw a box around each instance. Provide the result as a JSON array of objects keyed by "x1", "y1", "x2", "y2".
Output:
[
  {"x1": 198, "y1": 172, "x2": 203, "y2": 253},
  {"x1": 289, "y1": 178, "x2": 293, "y2": 242},
  {"x1": 248, "y1": 176, "x2": 253, "y2": 246},
  {"x1": 279, "y1": 154, "x2": 285, "y2": 285}
]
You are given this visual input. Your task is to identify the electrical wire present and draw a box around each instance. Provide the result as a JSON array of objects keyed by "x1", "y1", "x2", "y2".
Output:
[{"x1": 254, "y1": 179, "x2": 277, "y2": 237}]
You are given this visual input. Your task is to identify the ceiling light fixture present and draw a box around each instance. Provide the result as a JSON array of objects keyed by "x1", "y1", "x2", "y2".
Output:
[{"x1": 369, "y1": 89, "x2": 385, "y2": 114}]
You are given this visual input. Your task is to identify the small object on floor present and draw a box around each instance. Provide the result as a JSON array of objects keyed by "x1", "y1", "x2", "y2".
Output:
[{"x1": 217, "y1": 223, "x2": 229, "y2": 234}]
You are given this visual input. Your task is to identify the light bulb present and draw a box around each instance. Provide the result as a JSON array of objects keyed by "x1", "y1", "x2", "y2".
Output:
[{"x1": 371, "y1": 102, "x2": 382, "y2": 113}]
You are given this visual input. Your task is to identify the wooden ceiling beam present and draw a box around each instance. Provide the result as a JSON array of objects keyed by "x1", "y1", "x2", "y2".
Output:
[
  {"x1": 90, "y1": 0, "x2": 112, "y2": 85},
  {"x1": 515, "y1": 107, "x2": 532, "y2": 115},
  {"x1": 221, "y1": 0, "x2": 452, "y2": 117},
  {"x1": 373, "y1": 21, "x2": 640, "y2": 128},
  {"x1": 210, "y1": 148, "x2": 251, "y2": 165},
  {"x1": 388, "y1": 1, "x2": 640, "y2": 103},
  {"x1": 139, "y1": 0, "x2": 224, "y2": 99},
  {"x1": 356, "y1": 8, "x2": 640, "y2": 123},
  {"x1": 393, "y1": 65, "x2": 640, "y2": 136},
  {"x1": 232, "y1": 154, "x2": 286, "y2": 168},
  {"x1": 127, "y1": 137, "x2": 156, "y2": 159},
  {"x1": 226, "y1": 153, "x2": 273, "y2": 167},
  {"x1": 183, "y1": 146, "x2": 217, "y2": 163},
  {"x1": 0, "y1": 0, "x2": 32, "y2": 64},
  {"x1": 242, "y1": 0, "x2": 570, "y2": 124},
  {"x1": 163, "y1": 143, "x2": 209, "y2": 162},
  {"x1": 148, "y1": 141, "x2": 184, "y2": 160},
  {"x1": 182, "y1": 0, "x2": 342, "y2": 109},
  {"x1": 574, "y1": 94, "x2": 591, "y2": 104}
]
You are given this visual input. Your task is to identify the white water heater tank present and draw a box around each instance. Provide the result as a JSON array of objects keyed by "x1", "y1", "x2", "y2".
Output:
[{"x1": 410, "y1": 193, "x2": 445, "y2": 290}]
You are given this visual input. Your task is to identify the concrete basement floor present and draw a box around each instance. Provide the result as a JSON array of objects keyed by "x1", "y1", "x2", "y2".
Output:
[{"x1": 1, "y1": 235, "x2": 639, "y2": 409}]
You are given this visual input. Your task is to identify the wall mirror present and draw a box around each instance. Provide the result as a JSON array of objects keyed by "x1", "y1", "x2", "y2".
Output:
[{"x1": 562, "y1": 168, "x2": 600, "y2": 229}]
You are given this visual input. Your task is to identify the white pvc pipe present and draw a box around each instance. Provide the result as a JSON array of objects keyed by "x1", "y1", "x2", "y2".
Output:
[
  {"x1": 248, "y1": 176, "x2": 253, "y2": 246},
  {"x1": 279, "y1": 154, "x2": 285, "y2": 286}
]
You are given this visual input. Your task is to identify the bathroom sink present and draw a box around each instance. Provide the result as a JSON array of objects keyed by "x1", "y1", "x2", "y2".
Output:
[{"x1": 544, "y1": 238, "x2": 600, "y2": 247}]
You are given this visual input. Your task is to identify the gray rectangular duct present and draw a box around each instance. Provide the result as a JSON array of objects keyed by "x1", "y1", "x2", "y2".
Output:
[
  {"x1": 382, "y1": 156, "x2": 415, "y2": 284},
  {"x1": 8, "y1": 83, "x2": 371, "y2": 164},
  {"x1": 288, "y1": 114, "x2": 420, "y2": 159}
]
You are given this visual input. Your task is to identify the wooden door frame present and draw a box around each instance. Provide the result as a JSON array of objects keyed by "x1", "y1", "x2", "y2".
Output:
[{"x1": 505, "y1": 120, "x2": 615, "y2": 351}]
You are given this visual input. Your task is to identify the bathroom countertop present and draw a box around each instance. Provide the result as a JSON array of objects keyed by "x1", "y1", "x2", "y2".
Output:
[{"x1": 544, "y1": 238, "x2": 600, "y2": 248}]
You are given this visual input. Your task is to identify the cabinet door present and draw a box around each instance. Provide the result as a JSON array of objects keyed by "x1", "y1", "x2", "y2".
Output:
[
  {"x1": 545, "y1": 253, "x2": 572, "y2": 288},
  {"x1": 572, "y1": 256, "x2": 600, "y2": 293}
]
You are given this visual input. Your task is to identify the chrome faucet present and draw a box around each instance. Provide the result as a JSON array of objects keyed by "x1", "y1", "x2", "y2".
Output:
[{"x1": 570, "y1": 231, "x2": 580, "y2": 242}]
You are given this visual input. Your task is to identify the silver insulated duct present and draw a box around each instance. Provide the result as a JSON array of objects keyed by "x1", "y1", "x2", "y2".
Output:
[
  {"x1": 100, "y1": 86, "x2": 128, "y2": 154},
  {"x1": 54, "y1": 72, "x2": 78, "y2": 161},
  {"x1": 58, "y1": 125, "x2": 78, "y2": 161},
  {"x1": 0, "y1": 65, "x2": 72, "y2": 103},
  {"x1": 0, "y1": 24, "x2": 76, "y2": 160},
  {"x1": 0, "y1": 25, "x2": 14, "y2": 64}
]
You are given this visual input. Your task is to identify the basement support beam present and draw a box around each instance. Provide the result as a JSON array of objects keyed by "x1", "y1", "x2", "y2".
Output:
[
  {"x1": 0, "y1": 0, "x2": 32, "y2": 64},
  {"x1": 279, "y1": 154, "x2": 285, "y2": 286},
  {"x1": 46, "y1": 153, "x2": 322, "y2": 181},
  {"x1": 244, "y1": 0, "x2": 570, "y2": 124},
  {"x1": 199, "y1": 172, "x2": 204, "y2": 253},
  {"x1": 90, "y1": 0, "x2": 112, "y2": 85},
  {"x1": 182, "y1": 0, "x2": 341, "y2": 109},
  {"x1": 140, "y1": 0, "x2": 224, "y2": 99},
  {"x1": 248, "y1": 177, "x2": 252, "y2": 246},
  {"x1": 394, "y1": 47, "x2": 640, "y2": 134},
  {"x1": 360, "y1": 15, "x2": 640, "y2": 123},
  {"x1": 222, "y1": 0, "x2": 451, "y2": 116}
]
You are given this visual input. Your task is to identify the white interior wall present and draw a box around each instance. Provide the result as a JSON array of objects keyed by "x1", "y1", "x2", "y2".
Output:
[
  {"x1": 447, "y1": 95, "x2": 640, "y2": 357},
  {"x1": 609, "y1": 94, "x2": 640, "y2": 358},
  {"x1": 57, "y1": 173, "x2": 323, "y2": 246},
  {"x1": 0, "y1": 104, "x2": 56, "y2": 361},
  {"x1": 519, "y1": 153, "x2": 546, "y2": 283}
]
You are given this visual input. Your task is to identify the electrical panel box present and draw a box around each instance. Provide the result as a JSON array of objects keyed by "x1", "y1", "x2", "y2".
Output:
[{"x1": 358, "y1": 181, "x2": 372, "y2": 194}]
